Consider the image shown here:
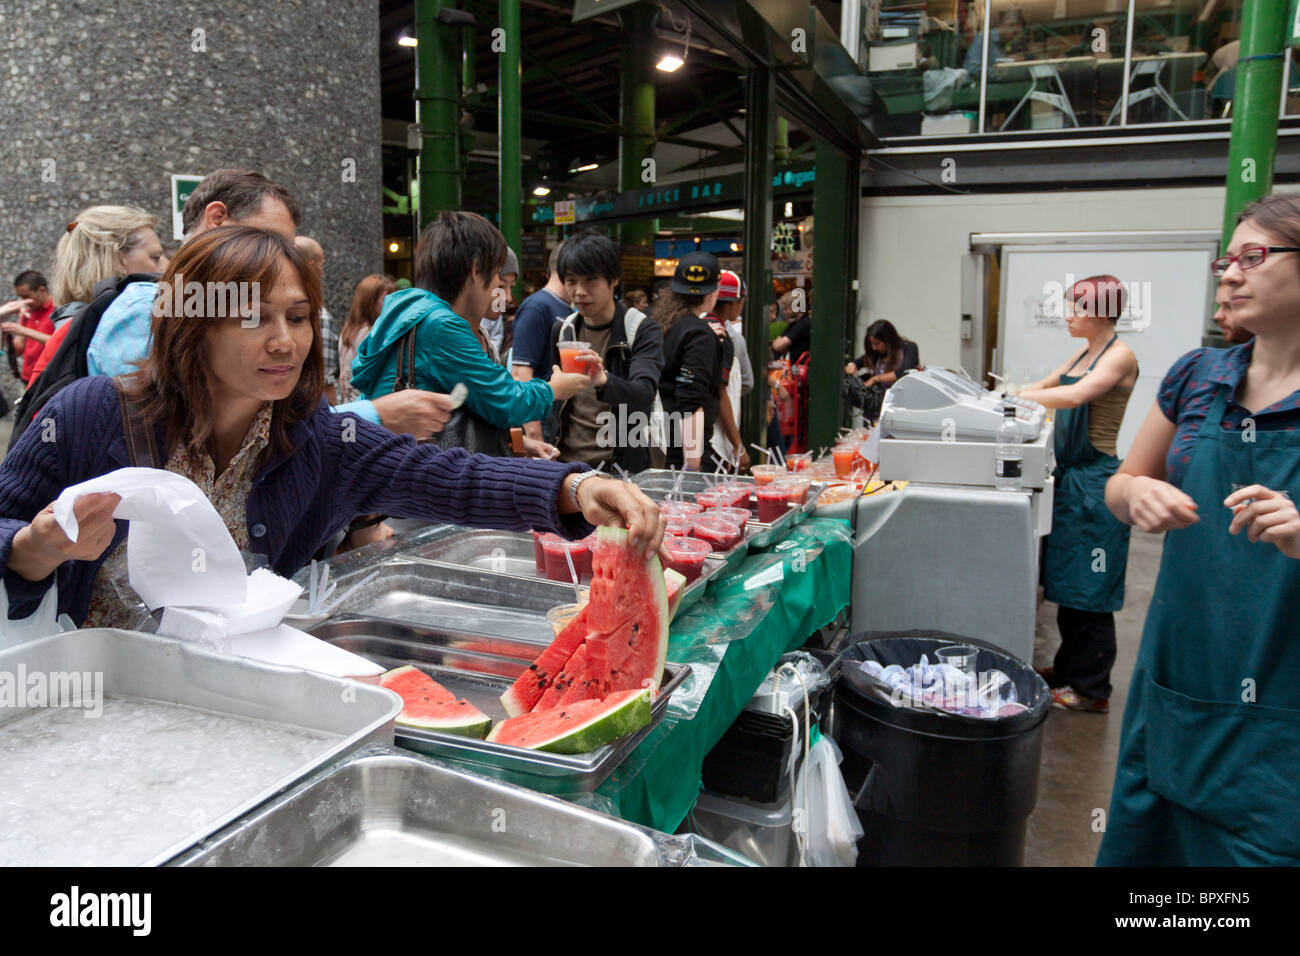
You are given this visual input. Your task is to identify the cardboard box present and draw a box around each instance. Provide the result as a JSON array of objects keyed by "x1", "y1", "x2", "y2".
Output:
[
  {"x1": 868, "y1": 40, "x2": 921, "y2": 72},
  {"x1": 921, "y1": 111, "x2": 977, "y2": 134}
]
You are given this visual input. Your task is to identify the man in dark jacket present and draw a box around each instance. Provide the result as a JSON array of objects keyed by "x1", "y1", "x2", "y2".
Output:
[{"x1": 548, "y1": 230, "x2": 663, "y2": 473}]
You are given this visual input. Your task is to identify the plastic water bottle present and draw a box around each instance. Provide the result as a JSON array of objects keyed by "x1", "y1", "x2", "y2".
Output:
[{"x1": 995, "y1": 405, "x2": 1023, "y2": 492}]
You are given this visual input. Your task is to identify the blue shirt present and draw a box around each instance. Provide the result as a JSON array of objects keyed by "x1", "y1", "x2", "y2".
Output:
[
  {"x1": 510, "y1": 288, "x2": 570, "y2": 380},
  {"x1": 1157, "y1": 341, "x2": 1300, "y2": 487},
  {"x1": 86, "y1": 281, "x2": 380, "y2": 424},
  {"x1": 963, "y1": 28, "x2": 1005, "y2": 78}
]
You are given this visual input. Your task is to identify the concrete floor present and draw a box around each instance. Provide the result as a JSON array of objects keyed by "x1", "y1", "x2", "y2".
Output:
[{"x1": 1022, "y1": 528, "x2": 1164, "y2": 867}]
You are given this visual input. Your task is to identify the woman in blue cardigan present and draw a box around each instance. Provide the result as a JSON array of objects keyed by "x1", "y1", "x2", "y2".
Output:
[{"x1": 0, "y1": 226, "x2": 663, "y2": 626}]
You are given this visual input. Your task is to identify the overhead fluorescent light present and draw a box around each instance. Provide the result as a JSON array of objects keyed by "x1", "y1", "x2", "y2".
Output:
[
  {"x1": 398, "y1": 35, "x2": 418, "y2": 47},
  {"x1": 568, "y1": 162, "x2": 600, "y2": 173},
  {"x1": 656, "y1": 55, "x2": 684, "y2": 73},
  {"x1": 532, "y1": 186, "x2": 551, "y2": 197}
]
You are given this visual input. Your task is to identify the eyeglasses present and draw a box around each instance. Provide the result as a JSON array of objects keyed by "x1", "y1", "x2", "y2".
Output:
[{"x1": 1211, "y1": 246, "x2": 1300, "y2": 277}]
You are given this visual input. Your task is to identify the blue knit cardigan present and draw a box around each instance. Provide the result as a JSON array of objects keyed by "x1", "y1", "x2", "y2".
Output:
[{"x1": 0, "y1": 376, "x2": 592, "y2": 624}]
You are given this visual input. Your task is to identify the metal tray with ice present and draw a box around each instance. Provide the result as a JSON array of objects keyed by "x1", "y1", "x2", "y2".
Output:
[
  {"x1": 0, "y1": 629, "x2": 399, "y2": 867},
  {"x1": 171, "y1": 746, "x2": 665, "y2": 866},
  {"x1": 308, "y1": 616, "x2": 690, "y2": 794}
]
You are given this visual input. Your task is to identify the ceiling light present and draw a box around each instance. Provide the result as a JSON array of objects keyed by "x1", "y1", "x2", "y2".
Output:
[
  {"x1": 388, "y1": 242, "x2": 400, "y2": 253},
  {"x1": 398, "y1": 35, "x2": 417, "y2": 47},
  {"x1": 568, "y1": 162, "x2": 600, "y2": 173},
  {"x1": 784, "y1": 202, "x2": 794, "y2": 218},
  {"x1": 533, "y1": 186, "x2": 551, "y2": 197},
  {"x1": 730, "y1": 242, "x2": 740, "y2": 252},
  {"x1": 656, "y1": 54, "x2": 684, "y2": 72}
]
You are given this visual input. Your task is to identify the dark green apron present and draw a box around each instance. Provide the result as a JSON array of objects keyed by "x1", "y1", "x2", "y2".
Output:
[
  {"x1": 1098, "y1": 385, "x2": 1300, "y2": 865},
  {"x1": 1042, "y1": 337, "x2": 1131, "y2": 613}
]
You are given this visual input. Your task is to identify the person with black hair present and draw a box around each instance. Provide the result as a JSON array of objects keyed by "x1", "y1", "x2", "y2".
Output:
[
  {"x1": 350, "y1": 211, "x2": 591, "y2": 457},
  {"x1": 0, "y1": 271, "x2": 56, "y2": 386},
  {"x1": 845, "y1": 319, "x2": 921, "y2": 387},
  {"x1": 548, "y1": 229, "x2": 663, "y2": 472}
]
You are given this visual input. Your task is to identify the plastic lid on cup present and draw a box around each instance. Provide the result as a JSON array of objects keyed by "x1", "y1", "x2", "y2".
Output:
[{"x1": 664, "y1": 535, "x2": 711, "y2": 557}]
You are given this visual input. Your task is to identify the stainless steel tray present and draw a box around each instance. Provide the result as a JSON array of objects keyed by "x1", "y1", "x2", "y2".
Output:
[
  {"x1": 0, "y1": 628, "x2": 399, "y2": 867},
  {"x1": 171, "y1": 746, "x2": 665, "y2": 866},
  {"x1": 631, "y1": 468, "x2": 827, "y2": 550},
  {"x1": 295, "y1": 557, "x2": 583, "y2": 645},
  {"x1": 396, "y1": 526, "x2": 724, "y2": 619},
  {"x1": 309, "y1": 616, "x2": 690, "y2": 794}
]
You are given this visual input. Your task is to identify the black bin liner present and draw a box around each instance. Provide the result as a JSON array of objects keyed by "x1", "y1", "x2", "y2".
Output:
[{"x1": 831, "y1": 630, "x2": 1051, "y2": 867}]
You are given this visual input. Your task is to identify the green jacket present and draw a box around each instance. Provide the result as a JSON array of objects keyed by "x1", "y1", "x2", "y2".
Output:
[{"x1": 350, "y1": 287, "x2": 553, "y2": 428}]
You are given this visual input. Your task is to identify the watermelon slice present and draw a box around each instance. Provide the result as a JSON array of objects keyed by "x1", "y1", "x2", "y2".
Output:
[
  {"x1": 665, "y1": 568, "x2": 687, "y2": 622},
  {"x1": 499, "y1": 602, "x2": 590, "y2": 717},
  {"x1": 380, "y1": 666, "x2": 492, "y2": 738},
  {"x1": 486, "y1": 688, "x2": 652, "y2": 754}
]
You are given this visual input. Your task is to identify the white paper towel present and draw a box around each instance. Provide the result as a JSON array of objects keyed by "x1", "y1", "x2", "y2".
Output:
[{"x1": 52, "y1": 467, "x2": 248, "y2": 609}]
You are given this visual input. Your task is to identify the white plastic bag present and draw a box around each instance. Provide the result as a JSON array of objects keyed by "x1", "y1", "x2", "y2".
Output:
[
  {"x1": 793, "y1": 734, "x2": 865, "y2": 867},
  {"x1": 0, "y1": 582, "x2": 77, "y2": 651}
]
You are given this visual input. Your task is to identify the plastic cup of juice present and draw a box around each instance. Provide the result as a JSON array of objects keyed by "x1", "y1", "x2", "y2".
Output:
[
  {"x1": 660, "y1": 500, "x2": 704, "y2": 518},
  {"x1": 558, "y1": 340, "x2": 591, "y2": 373},
  {"x1": 546, "y1": 601, "x2": 587, "y2": 636},
  {"x1": 534, "y1": 531, "x2": 564, "y2": 575},
  {"x1": 662, "y1": 536, "x2": 710, "y2": 582},
  {"x1": 714, "y1": 481, "x2": 754, "y2": 509},
  {"x1": 664, "y1": 515, "x2": 694, "y2": 537},
  {"x1": 710, "y1": 507, "x2": 750, "y2": 533},
  {"x1": 751, "y1": 464, "x2": 783, "y2": 485},
  {"x1": 542, "y1": 536, "x2": 590, "y2": 583},
  {"x1": 785, "y1": 452, "x2": 811, "y2": 472},
  {"x1": 833, "y1": 445, "x2": 858, "y2": 478},
  {"x1": 695, "y1": 489, "x2": 724, "y2": 510},
  {"x1": 691, "y1": 513, "x2": 745, "y2": 552},
  {"x1": 756, "y1": 485, "x2": 793, "y2": 523},
  {"x1": 775, "y1": 476, "x2": 811, "y2": 505}
]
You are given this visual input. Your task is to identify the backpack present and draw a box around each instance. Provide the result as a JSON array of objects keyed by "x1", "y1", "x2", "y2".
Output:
[{"x1": 6, "y1": 274, "x2": 158, "y2": 453}]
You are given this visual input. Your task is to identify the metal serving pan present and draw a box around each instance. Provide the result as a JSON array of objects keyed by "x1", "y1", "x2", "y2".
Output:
[
  {"x1": 0, "y1": 629, "x2": 399, "y2": 867},
  {"x1": 396, "y1": 526, "x2": 724, "y2": 620},
  {"x1": 631, "y1": 469, "x2": 827, "y2": 550},
  {"x1": 171, "y1": 746, "x2": 665, "y2": 866},
  {"x1": 309, "y1": 616, "x2": 690, "y2": 794}
]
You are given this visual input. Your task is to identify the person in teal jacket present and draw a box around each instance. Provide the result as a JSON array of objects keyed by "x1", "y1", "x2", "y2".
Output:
[{"x1": 351, "y1": 211, "x2": 591, "y2": 454}]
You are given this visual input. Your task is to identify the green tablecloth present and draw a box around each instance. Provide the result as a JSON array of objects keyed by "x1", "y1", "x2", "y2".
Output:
[{"x1": 594, "y1": 517, "x2": 853, "y2": 832}]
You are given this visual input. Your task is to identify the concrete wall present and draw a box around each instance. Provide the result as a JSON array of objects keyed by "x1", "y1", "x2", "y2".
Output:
[
  {"x1": 856, "y1": 186, "x2": 1230, "y2": 374},
  {"x1": 0, "y1": 1, "x2": 382, "y2": 317}
]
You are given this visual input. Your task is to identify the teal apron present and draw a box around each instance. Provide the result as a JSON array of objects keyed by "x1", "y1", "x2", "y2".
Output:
[
  {"x1": 1097, "y1": 385, "x2": 1300, "y2": 865},
  {"x1": 1042, "y1": 337, "x2": 1131, "y2": 613}
]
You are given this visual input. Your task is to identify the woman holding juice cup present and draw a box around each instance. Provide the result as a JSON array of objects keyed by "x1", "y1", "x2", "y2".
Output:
[{"x1": 1097, "y1": 195, "x2": 1300, "y2": 865}]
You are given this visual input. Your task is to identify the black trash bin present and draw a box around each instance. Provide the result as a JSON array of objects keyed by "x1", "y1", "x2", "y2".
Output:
[{"x1": 830, "y1": 631, "x2": 1051, "y2": 867}]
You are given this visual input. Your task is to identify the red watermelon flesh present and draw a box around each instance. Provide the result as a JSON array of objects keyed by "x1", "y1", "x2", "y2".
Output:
[
  {"x1": 534, "y1": 643, "x2": 598, "y2": 710},
  {"x1": 380, "y1": 666, "x2": 492, "y2": 738},
  {"x1": 499, "y1": 602, "x2": 590, "y2": 717},
  {"x1": 486, "y1": 688, "x2": 652, "y2": 754}
]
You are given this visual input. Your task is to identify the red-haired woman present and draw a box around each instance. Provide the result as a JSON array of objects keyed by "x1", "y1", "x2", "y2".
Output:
[
  {"x1": 338, "y1": 274, "x2": 396, "y2": 404},
  {"x1": 1018, "y1": 276, "x2": 1139, "y2": 713},
  {"x1": 0, "y1": 226, "x2": 663, "y2": 628}
]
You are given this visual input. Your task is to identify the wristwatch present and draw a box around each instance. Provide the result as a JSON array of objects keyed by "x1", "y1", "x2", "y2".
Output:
[{"x1": 568, "y1": 470, "x2": 605, "y2": 508}]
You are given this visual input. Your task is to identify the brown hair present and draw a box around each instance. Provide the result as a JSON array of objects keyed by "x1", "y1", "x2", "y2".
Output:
[
  {"x1": 413, "y1": 211, "x2": 506, "y2": 302},
  {"x1": 1237, "y1": 193, "x2": 1300, "y2": 252},
  {"x1": 1069, "y1": 275, "x2": 1125, "y2": 321},
  {"x1": 340, "y1": 273, "x2": 397, "y2": 352},
  {"x1": 180, "y1": 169, "x2": 302, "y2": 236},
  {"x1": 121, "y1": 226, "x2": 323, "y2": 461},
  {"x1": 650, "y1": 290, "x2": 708, "y2": 332}
]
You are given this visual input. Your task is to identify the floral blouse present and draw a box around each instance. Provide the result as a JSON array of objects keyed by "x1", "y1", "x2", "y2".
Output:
[{"x1": 82, "y1": 404, "x2": 274, "y2": 629}]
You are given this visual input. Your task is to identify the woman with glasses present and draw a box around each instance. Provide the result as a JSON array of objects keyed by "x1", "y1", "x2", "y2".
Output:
[
  {"x1": 1018, "y1": 276, "x2": 1139, "y2": 714},
  {"x1": 1097, "y1": 194, "x2": 1300, "y2": 866}
]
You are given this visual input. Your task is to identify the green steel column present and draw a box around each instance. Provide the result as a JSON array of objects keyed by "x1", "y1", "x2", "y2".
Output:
[
  {"x1": 415, "y1": 0, "x2": 462, "y2": 227},
  {"x1": 499, "y1": 0, "x2": 522, "y2": 286},
  {"x1": 810, "y1": 142, "x2": 856, "y2": 452},
  {"x1": 742, "y1": 66, "x2": 775, "y2": 453},
  {"x1": 775, "y1": 116, "x2": 790, "y2": 163},
  {"x1": 460, "y1": 22, "x2": 476, "y2": 205},
  {"x1": 1222, "y1": 0, "x2": 1289, "y2": 246},
  {"x1": 619, "y1": 6, "x2": 657, "y2": 248}
]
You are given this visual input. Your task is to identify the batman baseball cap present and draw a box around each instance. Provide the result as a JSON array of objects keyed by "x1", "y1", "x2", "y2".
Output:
[
  {"x1": 671, "y1": 251, "x2": 720, "y2": 295},
  {"x1": 716, "y1": 269, "x2": 746, "y2": 301}
]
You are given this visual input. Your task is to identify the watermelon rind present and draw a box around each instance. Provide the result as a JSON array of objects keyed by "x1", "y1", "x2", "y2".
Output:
[
  {"x1": 486, "y1": 688, "x2": 652, "y2": 754},
  {"x1": 380, "y1": 665, "x2": 493, "y2": 739},
  {"x1": 664, "y1": 568, "x2": 687, "y2": 622}
]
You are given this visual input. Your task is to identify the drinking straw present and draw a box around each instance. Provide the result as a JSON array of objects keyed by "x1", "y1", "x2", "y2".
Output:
[
  {"x1": 317, "y1": 569, "x2": 382, "y2": 617},
  {"x1": 667, "y1": 466, "x2": 686, "y2": 502},
  {"x1": 562, "y1": 542, "x2": 582, "y2": 604},
  {"x1": 750, "y1": 442, "x2": 771, "y2": 464}
]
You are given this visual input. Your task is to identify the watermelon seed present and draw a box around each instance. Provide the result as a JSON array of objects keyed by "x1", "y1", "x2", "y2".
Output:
[{"x1": 528, "y1": 663, "x2": 537, "y2": 671}]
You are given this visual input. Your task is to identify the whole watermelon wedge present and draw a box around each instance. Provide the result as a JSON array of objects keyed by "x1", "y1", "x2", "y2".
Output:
[
  {"x1": 532, "y1": 525, "x2": 670, "y2": 710},
  {"x1": 380, "y1": 666, "x2": 492, "y2": 738},
  {"x1": 486, "y1": 688, "x2": 652, "y2": 754}
]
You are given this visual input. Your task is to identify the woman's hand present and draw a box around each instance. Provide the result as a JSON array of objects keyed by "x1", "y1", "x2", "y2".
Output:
[
  {"x1": 9, "y1": 493, "x2": 121, "y2": 582},
  {"x1": 1124, "y1": 475, "x2": 1199, "y2": 533},
  {"x1": 371, "y1": 390, "x2": 456, "y2": 437},
  {"x1": 521, "y1": 435, "x2": 560, "y2": 459},
  {"x1": 576, "y1": 350, "x2": 608, "y2": 388},
  {"x1": 1225, "y1": 485, "x2": 1300, "y2": 559},
  {"x1": 736, "y1": 449, "x2": 751, "y2": 473},
  {"x1": 550, "y1": 368, "x2": 594, "y2": 401},
  {"x1": 563, "y1": 476, "x2": 664, "y2": 557}
]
